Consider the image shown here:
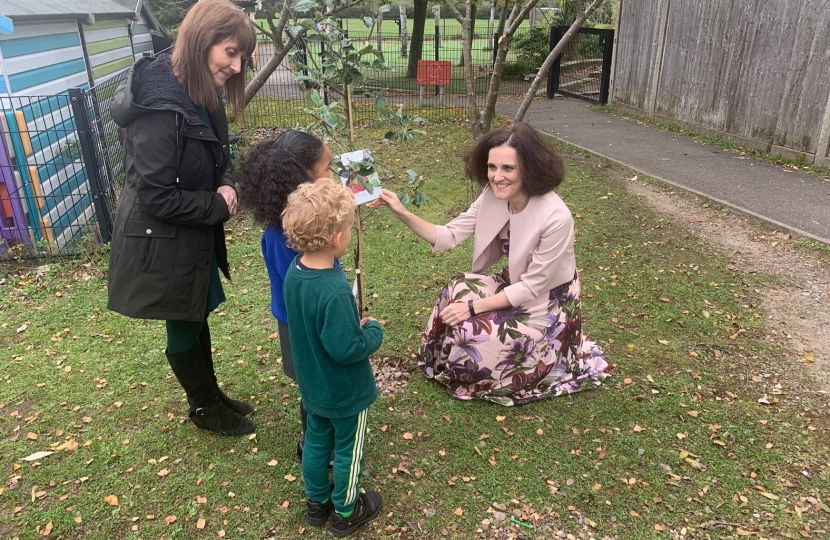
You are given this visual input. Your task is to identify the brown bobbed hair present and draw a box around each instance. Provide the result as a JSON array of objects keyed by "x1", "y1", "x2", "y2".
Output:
[
  {"x1": 463, "y1": 122, "x2": 565, "y2": 197},
  {"x1": 172, "y1": 0, "x2": 257, "y2": 119}
]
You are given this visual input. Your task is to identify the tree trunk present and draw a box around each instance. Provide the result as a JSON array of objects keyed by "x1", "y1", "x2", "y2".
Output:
[
  {"x1": 477, "y1": 0, "x2": 543, "y2": 135},
  {"x1": 513, "y1": 0, "x2": 606, "y2": 122},
  {"x1": 496, "y1": 1, "x2": 508, "y2": 36},
  {"x1": 458, "y1": 1, "x2": 476, "y2": 67},
  {"x1": 488, "y1": 0, "x2": 495, "y2": 41},
  {"x1": 399, "y1": 4, "x2": 408, "y2": 58},
  {"x1": 244, "y1": 1, "x2": 302, "y2": 105},
  {"x1": 406, "y1": 0, "x2": 428, "y2": 77},
  {"x1": 377, "y1": 11, "x2": 383, "y2": 53}
]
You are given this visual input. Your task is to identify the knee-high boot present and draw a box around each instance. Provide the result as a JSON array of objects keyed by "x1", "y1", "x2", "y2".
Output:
[
  {"x1": 198, "y1": 323, "x2": 255, "y2": 417},
  {"x1": 166, "y1": 345, "x2": 255, "y2": 436}
]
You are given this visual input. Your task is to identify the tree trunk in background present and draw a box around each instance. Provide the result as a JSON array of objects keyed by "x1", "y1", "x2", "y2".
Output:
[
  {"x1": 399, "y1": 4, "x2": 408, "y2": 57},
  {"x1": 496, "y1": 1, "x2": 508, "y2": 36},
  {"x1": 406, "y1": 0, "x2": 428, "y2": 77},
  {"x1": 488, "y1": 0, "x2": 495, "y2": 41},
  {"x1": 376, "y1": 8, "x2": 383, "y2": 53},
  {"x1": 458, "y1": 1, "x2": 476, "y2": 67}
]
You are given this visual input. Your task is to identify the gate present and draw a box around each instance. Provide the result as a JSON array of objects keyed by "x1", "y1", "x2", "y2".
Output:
[
  {"x1": 547, "y1": 26, "x2": 614, "y2": 104},
  {"x1": 68, "y1": 69, "x2": 130, "y2": 244}
]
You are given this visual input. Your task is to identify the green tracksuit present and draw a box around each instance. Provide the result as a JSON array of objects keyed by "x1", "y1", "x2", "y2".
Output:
[{"x1": 283, "y1": 256, "x2": 383, "y2": 514}]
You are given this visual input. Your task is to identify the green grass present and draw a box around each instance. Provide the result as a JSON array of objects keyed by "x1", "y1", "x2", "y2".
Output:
[
  {"x1": 2, "y1": 121, "x2": 829, "y2": 540},
  {"x1": 594, "y1": 104, "x2": 830, "y2": 181}
]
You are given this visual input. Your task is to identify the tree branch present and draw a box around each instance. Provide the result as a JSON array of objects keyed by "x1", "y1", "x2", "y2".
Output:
[{"x1": 513, "y1": 0, "x2": 606, "y2": 122}]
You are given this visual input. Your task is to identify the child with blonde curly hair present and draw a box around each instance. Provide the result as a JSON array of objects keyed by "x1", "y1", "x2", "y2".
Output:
[{"x1": 282, "y1": 181, "x2": 384, "y2": 537}]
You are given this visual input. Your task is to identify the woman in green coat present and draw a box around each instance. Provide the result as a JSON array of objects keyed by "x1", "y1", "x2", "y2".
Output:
[{"x1": 108, "y1": 0, "x2": 257, "y2": 436}]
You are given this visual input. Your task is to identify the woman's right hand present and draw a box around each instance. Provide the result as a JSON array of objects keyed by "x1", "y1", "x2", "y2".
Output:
[{"x1": 373, "y1": 189, "x2": 407, "y2": 218}]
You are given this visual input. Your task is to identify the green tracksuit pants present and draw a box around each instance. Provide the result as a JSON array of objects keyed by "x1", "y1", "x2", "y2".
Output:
[{"x1": 303, "y1": 408, "x2": 369, "y2": 515}]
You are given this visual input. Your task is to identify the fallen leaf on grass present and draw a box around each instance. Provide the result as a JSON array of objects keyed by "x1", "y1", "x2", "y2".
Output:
[
  {"x1": 165, "y1": 515, "x2": 177, "y2": 524},
  {"x1": 157, "y1": 468, "x2": 170, "y2": 477},
  {"x1": 496, "y1": 416, "x2": 505, "y2": 422},
  {"x1": 454, "y1": 508, "x2": 463, "y2": 516},
  {"x1": 632, "y1": 425, "x2": 644, "y2": 432},
  {"x1": 22, "y1": 451, "x2": 53, "y2": 461},
  {"x1": 759, "y1": 492, "x2": 780, "y2": 500},
  {"x1": 197, "y1": 518, "x2": 206, "y2": 529},
  {"x1": 267, "y1": 460, "x2": 278, "y2": 466},
  {"x1": 403, "y1": 432, "x2": 414, "y2": 440},
  {"x1": 284, "y1": 474, "x2": 296, "y2": 482},
  {"x1": 105, "y1": 495, "x2": 119, "y2": 506}
]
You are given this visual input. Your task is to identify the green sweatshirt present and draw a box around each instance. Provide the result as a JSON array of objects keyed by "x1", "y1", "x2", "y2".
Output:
[{"x1": 283, "y1": 257, "x2": 383, "y2": 418}]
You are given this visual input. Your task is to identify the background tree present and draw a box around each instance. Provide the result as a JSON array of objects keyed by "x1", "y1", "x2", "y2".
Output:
[
  {"x1": 399, "y1": 3, "x2": 409, "y2": 57},
  {"x1": 513, "y1": 0, "x2": 606, "y2": 121},
  {"x1": 145, "y1": 0, "x2": 197, "y2": 28},
  {"x1": 405, "y1": 0, "x2": 429, "y2": 77},
  {"x1": 446, "y1": 0, "x2": 605, "y2": 139}
]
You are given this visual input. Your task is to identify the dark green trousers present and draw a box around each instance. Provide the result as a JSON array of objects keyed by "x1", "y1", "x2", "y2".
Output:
[
  {"x1": 303, "y1": 408, "x2": 369, "y2": 515},
  {"x1": 166, "y1": 251, "x2": 225, "y2": 354}
]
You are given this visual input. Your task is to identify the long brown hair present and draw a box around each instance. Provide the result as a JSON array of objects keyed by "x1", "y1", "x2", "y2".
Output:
[
  {"x1": 171, "y1": 0, "x2": 257, "y2": 120},
  {"x1": 463, "y1": 122, "x2": 565, "y2": 197}
]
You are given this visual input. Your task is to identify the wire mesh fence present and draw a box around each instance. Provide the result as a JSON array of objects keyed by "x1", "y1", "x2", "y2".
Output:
[
  {"x1": 0, "y1": 93, "x2": 100, "y2": 261},
  {"x1": 243, "y1": 28, "x2": 540, "y2": 128}
]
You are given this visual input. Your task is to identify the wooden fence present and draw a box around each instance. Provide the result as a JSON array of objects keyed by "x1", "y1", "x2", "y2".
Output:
[{"x1": 610, "y1": 0, "x2": 830, "y2": 166}]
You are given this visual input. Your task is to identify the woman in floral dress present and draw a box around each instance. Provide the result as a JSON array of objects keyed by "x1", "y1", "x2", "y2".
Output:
[{"x1": 376, "y1": 123, "x2": 611, "y2": 406}]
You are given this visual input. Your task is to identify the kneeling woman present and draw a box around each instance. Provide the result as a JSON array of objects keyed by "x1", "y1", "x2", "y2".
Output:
[{"x1": 376, "y1": 123, "x2": 611, "y2": 406}]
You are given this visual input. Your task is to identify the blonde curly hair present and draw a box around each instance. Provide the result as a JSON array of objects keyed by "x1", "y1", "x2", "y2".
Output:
[{"x1": 282, "y1": 180, "x2": 356, "y2": 253}]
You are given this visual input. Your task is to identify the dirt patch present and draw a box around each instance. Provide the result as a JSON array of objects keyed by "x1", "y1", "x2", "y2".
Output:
[{"x1": 617, "y1": 172, "x2": 830, "y2": 401}]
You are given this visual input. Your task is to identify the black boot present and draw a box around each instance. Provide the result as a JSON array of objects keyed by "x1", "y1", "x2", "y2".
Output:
[
  {"x1": 198, "y1": 323, "x2": 255, "y2": 416},
  {"x1": 166, "y1": 345, "x2": 255, "y2": 436}
]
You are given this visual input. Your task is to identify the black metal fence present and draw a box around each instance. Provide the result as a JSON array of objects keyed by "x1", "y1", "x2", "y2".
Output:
[
  {"x1": 547, "y1": 26, "x2": 614, "y2": 104},
  {"x1": 0, "y1": 73, "x2": 128, "y2": 262},
  {"x1": 243, "y1": 28, "x2": 537, "y2": 127}
]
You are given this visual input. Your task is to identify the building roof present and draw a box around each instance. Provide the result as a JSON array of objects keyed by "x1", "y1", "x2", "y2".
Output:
[{"x1": 2, "y1": 0, "x2": 141, "y2": 20}]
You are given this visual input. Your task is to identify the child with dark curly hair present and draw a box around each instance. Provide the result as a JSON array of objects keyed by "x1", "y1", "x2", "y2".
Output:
[{"x1": 238, "y1": 130, "x2": 336, "y2": 457}]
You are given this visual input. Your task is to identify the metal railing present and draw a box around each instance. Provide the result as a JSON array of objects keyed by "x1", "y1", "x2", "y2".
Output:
[{"x1": 547, "y1": 26, "x2": 614, "y2": 104}]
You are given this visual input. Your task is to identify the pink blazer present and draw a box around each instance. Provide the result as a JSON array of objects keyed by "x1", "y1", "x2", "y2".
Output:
[{"x1": 433, "y1": 185, "x2": 576, "y2": 307}]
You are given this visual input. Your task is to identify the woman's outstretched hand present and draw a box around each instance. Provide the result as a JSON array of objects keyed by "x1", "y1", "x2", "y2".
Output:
[{"x1": 372, "y1": 189, "x2": 407, "y2": 218}]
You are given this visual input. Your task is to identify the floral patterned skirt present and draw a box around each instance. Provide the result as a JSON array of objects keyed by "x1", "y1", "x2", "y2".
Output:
[{"x1": 419, "y1": 270, "x2": 611, "y2": 406}]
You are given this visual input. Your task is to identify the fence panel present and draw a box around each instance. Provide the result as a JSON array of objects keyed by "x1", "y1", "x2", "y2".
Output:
[
  {"x1": 612, "y1": 0, "x2": 830, "y2": 158},
  {"x1": 244, "y1": 27, "x2": 535, "y2": 127},
  {"x1": 0, "y1": 93, "x2": 97, "y2": 260}
]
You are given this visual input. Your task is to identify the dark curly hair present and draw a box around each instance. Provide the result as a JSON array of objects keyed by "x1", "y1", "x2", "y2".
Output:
[
  {"x1": 238, "y1": 130, "x2": 326, "y2": 227},
  {"x1": 463, "y1": 122, "x2": 564, "y2": 197}
]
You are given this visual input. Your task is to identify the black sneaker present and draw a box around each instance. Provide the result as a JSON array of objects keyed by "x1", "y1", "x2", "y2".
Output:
[
  {"x1": 306, "y1": 498, "x2": 334, "y2": 526},
  {"x1": 328, "y1": 491, "x2": 382, "y2": 538},
  {"x1": 296, "y1": 438, "x2": 304, "y2": 461}
]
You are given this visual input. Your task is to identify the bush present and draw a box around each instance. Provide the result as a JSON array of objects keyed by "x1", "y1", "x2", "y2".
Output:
[{"x1": 512, "y1": 26, "x2": 549, "y2": 72}]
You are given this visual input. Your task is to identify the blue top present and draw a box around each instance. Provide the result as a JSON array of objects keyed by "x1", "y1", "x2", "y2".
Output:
[{"x1": 261, "y1": 225, "x2": 344, "y2": 323}]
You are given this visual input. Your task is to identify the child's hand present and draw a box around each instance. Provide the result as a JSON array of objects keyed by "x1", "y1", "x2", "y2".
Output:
[{"x1": 361, "y1": 317, "x2": 378, "y2": 325}]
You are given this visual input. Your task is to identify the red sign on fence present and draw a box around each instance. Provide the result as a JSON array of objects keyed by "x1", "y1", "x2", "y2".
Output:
[{"x1": 417, "y1": 60, "x2": 452, "y2": 86}]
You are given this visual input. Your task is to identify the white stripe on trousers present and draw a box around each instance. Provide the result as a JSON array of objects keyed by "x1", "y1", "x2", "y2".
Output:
[{"x1": 344, "y1": 409, "x2": 368, "y2": 506}]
